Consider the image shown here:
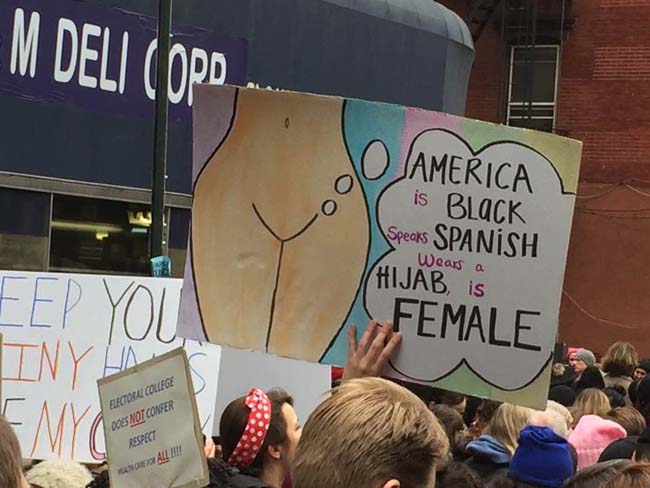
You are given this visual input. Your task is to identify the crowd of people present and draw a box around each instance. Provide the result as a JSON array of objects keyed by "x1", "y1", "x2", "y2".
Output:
[{"x1": 3, "y1": 325, "x2": 650, "y2": 488}]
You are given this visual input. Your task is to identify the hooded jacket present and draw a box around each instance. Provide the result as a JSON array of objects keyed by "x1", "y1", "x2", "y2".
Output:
[{"x1": 464, "y1": 434, "x2": 511, "y2": 483}]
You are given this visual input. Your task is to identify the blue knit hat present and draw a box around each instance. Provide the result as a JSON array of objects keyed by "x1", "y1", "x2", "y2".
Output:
[{"x1": 508, "y1": 426, "x2": 574, "y2": 488}]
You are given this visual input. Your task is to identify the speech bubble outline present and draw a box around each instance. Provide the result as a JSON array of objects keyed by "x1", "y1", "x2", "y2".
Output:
[{"x1": 363, "y1": 128, "x2": 574, "y2": 391}]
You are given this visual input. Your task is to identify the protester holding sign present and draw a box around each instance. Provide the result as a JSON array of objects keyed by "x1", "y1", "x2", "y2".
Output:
[{"x1": 215, "y1": 320, "x2": 399, "y2": 488}]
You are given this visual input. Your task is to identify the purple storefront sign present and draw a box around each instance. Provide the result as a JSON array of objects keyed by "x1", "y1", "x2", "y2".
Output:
[{"x1": 0, "y1": 0, "x2": 248, "y2": 120}]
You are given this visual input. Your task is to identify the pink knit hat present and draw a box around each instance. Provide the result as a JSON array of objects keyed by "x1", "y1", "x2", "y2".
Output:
[{"x1": 568, "y1": 414, "x2": 627, "y2": 469}]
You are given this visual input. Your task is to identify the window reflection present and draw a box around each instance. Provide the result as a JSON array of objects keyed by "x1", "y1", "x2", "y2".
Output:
[{"x1": 49, "y1": 195, "x2": 152, "y2": 275}]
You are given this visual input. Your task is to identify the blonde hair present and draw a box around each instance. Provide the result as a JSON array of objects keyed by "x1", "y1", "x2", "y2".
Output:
[
  {"x1": 292, "y1": 378, "x2": 449, "y2": 488},
  {"x1": 607, "y1": 406, "x2": 647, "y2": 436},
  {"x1": 546, "y1": 400, "x2": 573, "y2": 434},
  {"x1": 25, "y1": 460, "x2": 93, "y2": 488},
  {"x1": 530, "y1": 407, "x2": 571, "y2": 438},
  {"x1": 484, "y1": 403, "x2": 534, "y2": 455},
  {"x1": 602, "y1": 342, "x2": 638, "y2": 377},
  {"x1": 0, "y1": 416, "x2": 23, "y2": 488},
  {"x1": 570, "y1": 388, "x2": 611, "y2": 427}
]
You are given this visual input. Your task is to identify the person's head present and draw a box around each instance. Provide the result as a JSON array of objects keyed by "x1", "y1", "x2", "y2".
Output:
[
  {"x1": 635, "y1": 444, "x2": 650, "y2": 462},
  {"x1": 636, "y1": 377, "x2": 650, "y2": 421},
  {"x1": 489, "y1": 477, "x2": 542, "y2": 488},
  {"x1": 634, "y1": 360, "x2": 650, "y2": 382},
  {"x1": 601, "y1": 342, "x2": 638, "y2": 378},
  {"x1": 563, "y1": 459, "x2": 633, "y2": 488},
  {"x1": 434, "y1": 461, "x2": 484, "y2": 488},
  {"x1": 568, "y1": 415, "x2": 627, "y2": 470},
  {"x1": 570, "y1": 388, "x2": 611, "y2": 427},
  {"x1": 607, "y1": 406, "x2": 646, "y2": 436},
  {"x1": 548, "y1": 385, "x2": 576, "y2": 408},
  {"x1": 507, "y1": 425, "x2": 574, "y2": 488},
  {"x1": 606, "y1": 462, "x2": 650, "y2": 488},
  {"x1": 85, "y1": 471, "x2": 110, "y2": 488},
  {"x1": 633, "y1": 427, "x2": 650, "y2": 462},
  {"x1": 568, "y1": 349, "x2": 595, "y2": 376},
  {"x1": 545, "y1": 400, "x2": 573, "y2": 436},
  {"x1": 529, "y1": 409, "x2": 570, "y2": 439},
  {"x1": 430, "y1": 404, "x2": 464, "y2": 453},
  {"x1": 25, "y1": 460, "x2": 93, "y2": 488},
  {"x1": 0, "y1": 416, "x2": 28, "y2": 488},
  {"x1": 574, "y1": 366, "x2": 605, "y2": 392},
  {"x1": 292, "y1": 377, "x2": 449, "y2": 488},
  {"x1": 484, "y1": 404, "x2": 534, "y2": 456},
  {"x1": 473, "y1": 399, "x2": 502, "y2": 431},
  {"x1": 220, "y1": 388, "x2": 300, "y2": 483},
  {"x1": 431, "y1": 388, "x2": 467, "y2": 415}
]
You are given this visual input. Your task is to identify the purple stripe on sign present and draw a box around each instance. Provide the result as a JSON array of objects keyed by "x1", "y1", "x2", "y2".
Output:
[{"x1": 0, "y1": 0, "x2": 248, "y2": 121}]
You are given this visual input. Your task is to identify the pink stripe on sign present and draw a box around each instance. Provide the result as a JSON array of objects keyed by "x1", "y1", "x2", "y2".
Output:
[{"x1": 398, "y1": 108, "x2": 462, "y2": 177}]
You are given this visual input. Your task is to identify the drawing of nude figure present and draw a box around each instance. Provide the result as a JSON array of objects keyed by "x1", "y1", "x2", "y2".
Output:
[{"x1": 191, "y1": 87, "x2": 370, "y2": 361}]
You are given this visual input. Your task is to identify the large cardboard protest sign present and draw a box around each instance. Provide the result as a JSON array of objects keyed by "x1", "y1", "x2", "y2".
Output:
[
  {"x1": 0, "y1": 271, "x2": 220, "y2": 462},
  {"x1": 179, "y1": 86, "x2": 582, "y2": 408},
  {"x1": 214, "y1": 347, "x2": 331, "y2": 434},
  {"x1": 98, "y1": 348, "x2": 208, "y2": 488}
]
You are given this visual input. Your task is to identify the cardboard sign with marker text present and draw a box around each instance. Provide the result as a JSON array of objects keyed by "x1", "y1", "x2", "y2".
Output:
[
  {"x1": 179, "y1": 85, "x2": 583, "y2": 409},
  {"x1": 98, "y1": 348, "x2": 208, "y2": 488}
]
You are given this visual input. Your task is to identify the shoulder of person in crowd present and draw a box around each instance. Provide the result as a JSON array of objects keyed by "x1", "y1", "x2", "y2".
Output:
[{"x1": 207, "y1": 458, "x2": 273, "y2": 488}]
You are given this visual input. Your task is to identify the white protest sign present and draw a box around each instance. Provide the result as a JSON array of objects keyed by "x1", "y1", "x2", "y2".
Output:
[
  {"x1": 0, "y1": 270, "x2": 180, "y2": 344},
  {"x1": 0, "y1": 270, "x2": 220, "y2": 462},
  {"x1": 182, "y1": 86, "x2": 582, "y2": 408},
  {"x1": 213, "y1": 347, "x2": 331, "y2": 434},
  {"x1": 98, "y1": 348, "x2": 208, "y2": 488},
  {"x1": 366, "y1": 130, "x2": 576, "y2": 390}
]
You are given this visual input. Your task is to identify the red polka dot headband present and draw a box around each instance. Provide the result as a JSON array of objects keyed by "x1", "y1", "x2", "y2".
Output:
[{"x1": 228, "y1": 387, "x2": 271, "y2": 468}]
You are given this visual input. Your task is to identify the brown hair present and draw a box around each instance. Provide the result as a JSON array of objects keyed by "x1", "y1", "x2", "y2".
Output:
[
  {"x1": 607, "y1": 462, "x2": 650, "y2": 488},
  {"x1": 220, "y1": 389, "x2": 293, "y2": 477},
  {"x1": 570, "y1": 388, "x2": 611, "y2": 428},
  {"x1": 430, "y1": 404, "x2": 465, "y2": 448},
  {"x1": 292, "y1": 377, "x2": 449, "y2": 488},
  {"x1": 602, "y1": 342, "x2": 638, "y2": 378},
  {"x1": 436, "y1": 461, "x2": 484, "y2": 488},
  {"x1": 484, "y1": 404, "x2": 534, "y2": 455},
  {"x1": 563, "y1": 459, "x2": 632, "y2": 488},
  {"x1": 489, "y1": 476, "x2": 539, "y2": 488},
  {"x1": 475, "y1": 400, "x2": 502, "y2": 428},
  {"x1": 607, "y1": 406, "x2": 647, "y2": 436},
  {"x1": 0, "y1": 416, "x2": 23, "y2": 488},
  {"x1": 431, "y1": 388, "x2": 466, "y2": 408}
]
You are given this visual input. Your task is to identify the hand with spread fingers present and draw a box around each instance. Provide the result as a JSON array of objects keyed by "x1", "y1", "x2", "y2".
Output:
[{"x1": 342, "y1": 321, "x2": 402, "y2": 381}]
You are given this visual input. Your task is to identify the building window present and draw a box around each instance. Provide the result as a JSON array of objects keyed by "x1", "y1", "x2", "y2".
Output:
[
  {"x1": 0, "y1": 187, "x2": 50, "y2": 271},
  {"x1": 507, "y1": 45, "x2": 559, "y2": 132},
  {"x1": 49, "y1": 195, "x2": 154, "y2": 275}
]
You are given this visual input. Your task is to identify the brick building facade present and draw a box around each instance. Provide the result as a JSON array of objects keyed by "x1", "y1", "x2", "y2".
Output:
[{"x1": 440, "y1": 0, "x2": 650, "y2": 355}]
